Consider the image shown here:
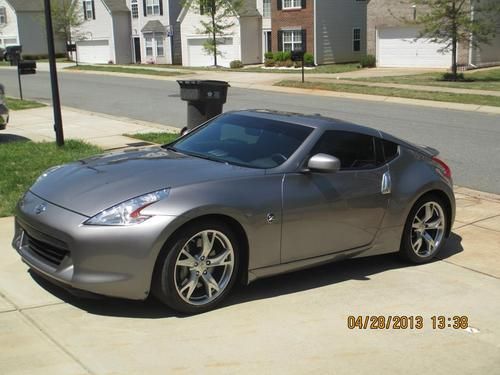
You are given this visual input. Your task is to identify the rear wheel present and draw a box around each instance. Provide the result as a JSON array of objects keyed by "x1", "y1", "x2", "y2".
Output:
[
  {"x1": 153, "y1": 220, "x2": 239, "y2": 314},
  {"x1": 400, "y1": 195, "x2": 448, "y2": 263}
]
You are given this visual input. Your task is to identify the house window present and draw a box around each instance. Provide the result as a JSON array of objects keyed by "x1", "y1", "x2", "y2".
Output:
[
  {"x1": 146, "y1": 0, "x2": 160, "y2": 16},
  {"x1": 263, "y1": 0, "x2": 271, "y2": 17},
  {"x1": 156, "y1": 34, "x2": 164, "y2": 56},
  {"x1": 131, "y1": 0, "x2": 138, "y2": 18},
  {"x1": 353, "y1": 27, "x2": 361, "y2": 52},
  {"x1": 282, "y1": 30, "x2": 302, "y2": 52},
  {"x1": 145, "y1": 34, "x2": 153, "y2": 56},
  {"x1": 83, "y1": 0, "x2": 94, "y2": 20},
  {"x1": 0, "y1": 7, "x2": 6, "y2": 25},
  {"x1": 283, "y1": 0, "x2": 301, "y2": 9}
]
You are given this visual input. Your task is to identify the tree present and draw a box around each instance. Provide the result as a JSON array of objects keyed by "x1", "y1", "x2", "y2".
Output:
[
  {"x1": 51, "y1": 0, "x2": 84, "y2": 57},
  {"x1": 412, "y1": 0, "x2": 500, "y2": 80},
  {"x1": 185, "y1": 0, "x2": 243, "y2": 67}
]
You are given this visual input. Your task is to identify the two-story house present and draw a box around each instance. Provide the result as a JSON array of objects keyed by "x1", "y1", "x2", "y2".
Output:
[
  {"x1": 0, "y1": 0, "x2": 65, "y2": 56},
  {"x1": 177, "y1": 0, "x2": 261, "y2": 67},
  {"x1": 367, "y1": 0, "x2": 500, "y2": 68},
  {"x1": 270, "y1": 0, "x2": 367, "y2": 65},
  {"x1": 75, "y1": 0, "x2": 132, "y2": 64},
  {"x1": 128, "y1": 0, "x2": 183, "y2": 64}
]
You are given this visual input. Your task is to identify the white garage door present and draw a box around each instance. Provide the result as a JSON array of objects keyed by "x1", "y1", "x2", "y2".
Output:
[
  {"x1": 378, "y1": 27, "x2": 451, "y2": 68},
  {"x1": 187, "y1": 38, "x2": 237, "y2": 67},
  {"x1": 77, "y1": 40, "x2": 110, "y2": 64}
]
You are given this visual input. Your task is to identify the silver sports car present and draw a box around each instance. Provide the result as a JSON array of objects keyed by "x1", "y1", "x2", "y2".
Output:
[{"x1": 13, "y1": 110, "x2": 455, "y2": 314}]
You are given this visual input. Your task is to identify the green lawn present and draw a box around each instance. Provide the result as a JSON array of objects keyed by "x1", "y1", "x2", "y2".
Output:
[
  {"x1": 125, "y1": 132, "x2": 179, "y2": 144},
  {"x1": 0, "y1": 140, "x2": 102, "y2": 217},
  {"x1": 276, "y1": 80, "x2": 500, "y2": 107},
  {"x1": 6, "y1": 97, "x2": 46, "y2": 111},
  {"x1": 66, "y1": 65, "x2": 187, "y2": 77},
  {"x1": 126, "y1": 62, "x2": 361, "y2": 74},
  {"x1": 351, "y1": 68, "x2": 500, "y2": 91}
]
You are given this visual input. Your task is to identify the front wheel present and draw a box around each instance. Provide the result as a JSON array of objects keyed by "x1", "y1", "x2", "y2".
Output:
[
  {"x1": 399, "y1": 195, "x2": 448, "y2": 263},
  {"x1": 153, "y1": 220, "x2": 239, "y2": 314}
]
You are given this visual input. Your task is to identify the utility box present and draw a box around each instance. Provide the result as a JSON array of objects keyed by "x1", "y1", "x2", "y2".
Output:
[{"x1": 177, "y1": 80, "x2": 230, "y2": 132}]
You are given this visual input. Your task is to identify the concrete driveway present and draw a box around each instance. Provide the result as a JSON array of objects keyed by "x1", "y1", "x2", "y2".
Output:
[{"x1": 1, "y1": 187, "x2": 499, "y2": 374}]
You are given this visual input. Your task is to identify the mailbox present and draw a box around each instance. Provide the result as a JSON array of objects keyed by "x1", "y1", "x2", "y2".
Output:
[
  {"x1": 291, "y1": 49, "x2": 305, "y2": 62},
  {"x1": 67, "y1": 43, "x2": 77, "y2": 53},
  {"x1": 18, "y1": 60, "x2": 37, "y2": 75}
]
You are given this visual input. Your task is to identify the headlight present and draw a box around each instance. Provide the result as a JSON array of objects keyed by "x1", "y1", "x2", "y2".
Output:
[{"x1": 84, "y1": 188, "x2": 170, "y2": 226}]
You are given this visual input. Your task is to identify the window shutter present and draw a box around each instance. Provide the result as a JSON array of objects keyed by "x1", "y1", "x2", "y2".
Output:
[
  {"x1": 91, "y1": 0, "x2": 96, "y2": 19},
  {"x1": 302, "y1": 0, "x2": 306, "y2": 9},
  {"x1": 277, "y1": 30, "x2": 283, "y2": 52},
  {"x1": 159, "y1": 0, "x2": 163, "y2": 16},
  {"x1": 277, "y1": 0, "x2": 282, "y2": 11},
  {"x1": 143, "y1": 0, "x2": 147, "y2": 16},
  {"x1": 301, "y1": 29, "x2": 307, "y2": 52},
  {"x1": 83, "y1": 1, "x2": 87, "y2": 20}
]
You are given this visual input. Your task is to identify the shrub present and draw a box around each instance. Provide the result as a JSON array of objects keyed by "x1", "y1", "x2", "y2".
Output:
[
  {"x1": 264, "y1": 58, "x2": 275, "y2": 67},
  {"x1": 264, "y1": 52, "x2": 274, "y2": 60},
  {"x1": 274, "y1": 51, "x2": 291, "y2": 62},
  {"x1": 441, "y1": 72, "x2": 466, "y2": 81},
  {"x1": 304, "y1": 52, "x2": 314, "y2": 67},
  {"x1": 360, "y1": 54, "x2": 376, "y2": 68},
  {"x1": 230, "y1": 60, "x2": 243, "y2": 69},
  {"x1": 294, "y1": 60, "x2": 303, "y2": 68},
  {"x1": 284, "y1": 59, "x2": 294, "y2": 68}
]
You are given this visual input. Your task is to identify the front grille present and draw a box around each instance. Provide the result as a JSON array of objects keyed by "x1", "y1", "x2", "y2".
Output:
[{"x1": 24, "y1": 232, "x2": 69, "y2": 267}]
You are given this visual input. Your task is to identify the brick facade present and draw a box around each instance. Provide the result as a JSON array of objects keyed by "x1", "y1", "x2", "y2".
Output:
[{"x1": 271, "y1": 0, "x2": 314, "y2": 54}]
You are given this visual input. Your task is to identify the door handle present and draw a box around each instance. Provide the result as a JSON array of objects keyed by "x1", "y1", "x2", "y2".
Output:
[{"x1": 381, "y1": 171, "x2": 391, "y2": 195}]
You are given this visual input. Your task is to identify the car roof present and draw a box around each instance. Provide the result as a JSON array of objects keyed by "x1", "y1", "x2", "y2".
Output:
[{"x1": 232, "y1": 109, "x2": 381, "y2": 137}]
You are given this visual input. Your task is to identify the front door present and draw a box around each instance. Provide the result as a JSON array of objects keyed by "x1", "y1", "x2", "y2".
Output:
[
  {"x1": 281, "y1": 130, "x2": 389, "y2": 263},
  {"x1": 134, "y1": 37, "x2": 141, "y2": 63}
]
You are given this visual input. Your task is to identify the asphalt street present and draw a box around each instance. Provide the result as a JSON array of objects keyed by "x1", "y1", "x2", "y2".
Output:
[{"x1": 1, "y1": 69, "x2": 499, "y2": 193}]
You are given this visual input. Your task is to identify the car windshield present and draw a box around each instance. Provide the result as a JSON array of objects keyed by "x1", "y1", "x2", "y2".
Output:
[{"x1": 169, "y1": 113, "x2": 313, "y2": 169}]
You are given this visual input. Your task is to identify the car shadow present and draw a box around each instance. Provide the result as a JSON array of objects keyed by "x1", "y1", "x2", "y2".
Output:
[
  {"x1": 29, "y1": 233, "x2": 464, "y2": 319},
  {"x1": 0, "y1": 134, "x2": 30, "y2": 144}
]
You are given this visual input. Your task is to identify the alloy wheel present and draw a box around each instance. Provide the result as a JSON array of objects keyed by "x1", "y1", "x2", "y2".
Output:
[
  {"x1": 410, "y1": 201, "x2": 446, "y2": 258},
  {"x1": 174, "y1": 230, "x2": 235, "y2": 306}
]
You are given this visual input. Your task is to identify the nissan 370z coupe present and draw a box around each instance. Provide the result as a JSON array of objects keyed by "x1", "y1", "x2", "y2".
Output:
[{"x1": 13, "y1": 110, "x2": 455, "y2": 314}]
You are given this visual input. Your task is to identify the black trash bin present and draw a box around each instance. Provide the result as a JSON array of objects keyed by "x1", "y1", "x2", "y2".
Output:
[
  {"x1": 4, "y1": 45, "x2": 22, "y2": 66},
  {"x1": 177, "y1": 80, "x2": 230, "y2": 134}
]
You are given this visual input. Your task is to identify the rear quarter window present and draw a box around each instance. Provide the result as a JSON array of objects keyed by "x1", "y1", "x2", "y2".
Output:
[{"x1": 382, "y1": 140, "x2": 399, "y2": 163}]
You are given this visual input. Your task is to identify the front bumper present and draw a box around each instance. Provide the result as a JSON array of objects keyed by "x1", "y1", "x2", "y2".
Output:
[{"x1": 13, "y1": 191, "x2": 177, "y2": 300}]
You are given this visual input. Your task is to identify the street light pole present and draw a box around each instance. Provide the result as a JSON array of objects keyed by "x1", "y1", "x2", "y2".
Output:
[{"x1": 44, "y1": 0, "x2": 64, "y2": 146}]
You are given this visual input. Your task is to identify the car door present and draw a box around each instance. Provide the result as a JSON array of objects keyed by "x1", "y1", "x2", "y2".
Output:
[{"x1": 281, "y1": 130, "x2": 390, "y2": 263}]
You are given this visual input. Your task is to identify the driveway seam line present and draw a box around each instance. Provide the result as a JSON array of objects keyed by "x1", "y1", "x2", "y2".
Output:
[
  {"x1": 438, "y1": 259, "x2": 499, "y2": 280},
  {"x1": 19, "y1": 311, "x2": 96, "y2": 375}
]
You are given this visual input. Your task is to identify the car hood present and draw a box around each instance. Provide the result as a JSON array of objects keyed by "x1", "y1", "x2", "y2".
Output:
[{"x1": 30, "y1": 147, "x2": 263, "y2": 217}]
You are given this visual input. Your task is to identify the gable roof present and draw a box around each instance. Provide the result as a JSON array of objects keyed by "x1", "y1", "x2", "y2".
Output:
[
  {"x1": 102, "y1": 0, "x2": 130, "y2": 13},
  {"x1": 6, "y1": 0, "x2": 44, "y2": 12},
  {"x1": 177, "y1": 0, "x2": 260, "y2": 23},
  {"x1": 141, "y1": 20, "x2": 166, "y2": 33}
]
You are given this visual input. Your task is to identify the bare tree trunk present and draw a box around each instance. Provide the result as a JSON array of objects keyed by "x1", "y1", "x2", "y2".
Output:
[
  {"x1": 211, "y1": 3, "x2": 217, "y2": 67},
  {"x1": 451, "y1": 0, "x2": 458, "y2": 80}
]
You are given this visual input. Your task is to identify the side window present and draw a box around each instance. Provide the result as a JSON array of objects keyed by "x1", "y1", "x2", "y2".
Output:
[
  {"x1": 311, "y1": 130, "x2": 380, "y2": 170},
  {"x1": 382, "y1": 139, "x2": 399, "y2": 163}
]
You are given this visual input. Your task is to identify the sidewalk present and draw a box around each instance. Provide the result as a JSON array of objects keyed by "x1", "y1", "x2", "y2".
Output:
[{"x1": 3, "y1": 105, "x2": 179, "y2": 149}]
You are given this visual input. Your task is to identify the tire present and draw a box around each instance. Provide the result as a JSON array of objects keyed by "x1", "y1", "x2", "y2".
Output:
[
  {"x1": 152, "y1": 220, "x2": 240, "y2": 314},
  {"x1": 399, "y1": 194, "x2": 448, "y2": 264}
]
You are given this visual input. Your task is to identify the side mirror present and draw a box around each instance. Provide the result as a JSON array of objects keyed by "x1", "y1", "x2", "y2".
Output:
[{"x1": 307, "y1": 153, "x2": 341, "y2": 173}]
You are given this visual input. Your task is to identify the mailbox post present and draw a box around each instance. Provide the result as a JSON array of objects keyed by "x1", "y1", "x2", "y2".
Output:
[
  {"x1": 291, "y1": 49, "x2": 305, "y2": 83},
  {"x1": 17, "y1": 60, "x2": 37, "y2": 100}
]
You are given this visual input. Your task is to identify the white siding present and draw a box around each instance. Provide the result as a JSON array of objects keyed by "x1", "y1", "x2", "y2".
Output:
[
  {"x1": 0, "y1": 0, "x2": 18, "y2": 47},
  {"x1": 180, "y1": 6, "x2": 242, "y2": 67},
  {"x1": 75, "y1": 0, "x2": 115, "y2": 63}
]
